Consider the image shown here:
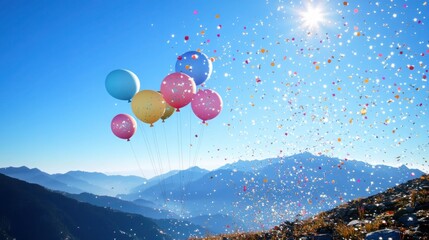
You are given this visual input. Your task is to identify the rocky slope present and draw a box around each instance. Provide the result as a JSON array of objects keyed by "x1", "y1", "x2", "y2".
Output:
[{"x1": 191, "y1": 174, "x2": 429, "y2": 240}]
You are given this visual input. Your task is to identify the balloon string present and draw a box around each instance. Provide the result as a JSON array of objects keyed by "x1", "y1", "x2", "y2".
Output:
[
  {"x1": 129, "y1": 141, "x2": 147, "y2": 179},
  {"x1": 183, "y1": 123, "x2": 205, "y2": 203},
  {"x1": 184, "y1": 111, "x2": 197, "y2": 188},
  {"x1": 140, "y1": 123, "x2": 170, "y2": 209},
  {"x1": 151, "y1": 128, "x2": 164, "y2": 179},
  {"x1": 192, "y1": 123, "x2": 206, "y2": 168},
  {"x1": 181, "y1": 119, "x2": 203, "y2": 209},
  {"x1": 162, "y1": 122, "x2": 174, "y2": 216},
  {"x1": 162, "y1": 123, "x2": 173, "y2": 177},
  {"x1": 188, "y1": 108, "x2": 193, "y2": 172},
  {"x1": 176, "y1": 112, "x2": 185, "y2": 218},
  {"x1": 151, "y1": 127, "x2": 168, "y2": 206},
  {"x1": 179, "y1": 108, "x2": 194, "y2": 217},
  {"x1": 139, "y1": 124, "x2": 160, "y2": 179},
  {"x1": 139, "y1": 123, "x2": 170, "y2": 210}
]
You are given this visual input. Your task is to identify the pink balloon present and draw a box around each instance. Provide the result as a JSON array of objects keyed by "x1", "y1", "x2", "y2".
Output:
[
  {"x1": 160, "y1": 72, "x2": 196, "y2": 111},
  {"x1": 191, "y1": 89, "x2": 223, "y2": 123},
  {"x1": 111, "y1": 114, "x2": 137, "y2": 141}
]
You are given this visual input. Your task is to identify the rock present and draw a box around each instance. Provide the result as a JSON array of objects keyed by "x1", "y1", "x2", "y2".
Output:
[
  {"x1": 418, "y1": 216, "x2": 429, "y2": 224},
  {"x1": 365, "y1": 229, "x2": 401, "y2": 240},
  {"x1": 394, "y1": 207, "x2": 415, "y2": 220},
  {"x1": 347, "y1": 219, "x2": 364, "y2": 226},
  {"x1": 416, "y1": 210, "x2": 429, "y2": 218},
  {"x1": 382, "y1": 201, "x2": 396, "y2": 211},
  {"x1": 413, "y1": 231, "x2": 426, "y2": 239},
  {"x1": 334, "y1": 208, "x2": 356, "y2": 221},
  {"x1": 263, "y1": 232, "x2": 272, "y2": 240},
  {"x1": 316, "y1": 227, "x2": 333, "y2": 235},
  {"x1": 279, "y1": 221, "x2": 294, "y2": 236},
  {"x1": 313, "y1": 234, "x2": 333, "y2": 240},
  {"x1": 398, "y1": 213, "x2": 418, "y2": 227},
  {"x1": 374, "y1": 202, "x2": 386, "y2": 212},
  {"x1": 365, "y1": 204, "x2": 380, "y2": 213},
  {"x1": 416, "y1": 218, "x2": 429, "y2": 234},
  {"x1": 415, "y1": 202, "x2": 429, "y2": 211}
]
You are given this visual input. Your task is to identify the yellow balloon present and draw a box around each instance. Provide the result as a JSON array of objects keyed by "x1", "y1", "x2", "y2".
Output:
[
  {"x1": 131, "y1": 90, "x2": 166, "y2": 127},
  {"x1": 161, "y1": 103, "x2": 175, "y2": 122},
  {"x1": 158, "y1": 91, "x2": 175, "y2": 122}
]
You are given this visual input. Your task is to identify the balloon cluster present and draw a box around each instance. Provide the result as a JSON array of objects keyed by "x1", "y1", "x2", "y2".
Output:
[{"x1": 106, "y1": 51, "x2": 223, "y2": 141}]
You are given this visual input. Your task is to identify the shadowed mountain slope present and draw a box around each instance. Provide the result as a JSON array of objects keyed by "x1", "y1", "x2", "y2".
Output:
[{"x1": 0, "y1": 173, "x2": 170, "y2": 240}]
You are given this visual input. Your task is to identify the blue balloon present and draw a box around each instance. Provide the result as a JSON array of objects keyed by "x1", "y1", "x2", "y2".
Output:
[
  {"x1": 175, "y1": 51, "x2": 212, "y2": 85},
  {"x1": 105, "y1": 69, "x2": 140, "y2": 101}
]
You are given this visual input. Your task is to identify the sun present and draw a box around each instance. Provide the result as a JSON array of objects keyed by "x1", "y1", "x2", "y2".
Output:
[{"x1": 298, "y1": 3, "x2": 328, "y2": 30}]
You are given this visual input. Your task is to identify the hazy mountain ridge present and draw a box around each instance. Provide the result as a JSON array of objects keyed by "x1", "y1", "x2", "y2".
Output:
[
  {"x1": 63, "y1": 192, "x2": 174, "y2": 220},
  {"x1": 0, "y1": 173, "x2": 171, "y2": 240},
  {"x1": 0, "y1": 166, "x2": 146, "y2": 197},
  {"x1": 0, "y1": 153, "x2": 425, "y2": 234},
  {"x1": 63, "y1": 170, "x2": 147, "y2": 195},
  {"x1": 123, "y1": 153, "x2": 425, "y2": 231},
  {"x1": 0, "y1": 168, "x2": 221, "y2": 238},
  {"x1": 62, "y1": 191, "x2": 240, "y2": 236},
  {"x1": 0, "y1": 166, "x2": 83, "y2": 194},
  {"x1": 123, "y1": 166, "x2": 210, "y2": 201},
  {"x1": 52, "y1": 173, "x2": 108, "y2": 195}
]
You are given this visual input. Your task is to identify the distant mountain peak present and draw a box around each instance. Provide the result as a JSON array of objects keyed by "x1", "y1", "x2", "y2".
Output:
[
  {"x1": 0, "y1": 166, "x2": 47, "y2": 175},
  {"x1": 1, "y1": 166, "x2": 38, "y2": 171},
  {"x1": 289, "y1": 151, "x2": 334, "y2": 161},
  {"x1": 66, "y1": 170, "x2": 107, "y2": 176},
  {"x1": 295, "y1": 151, "x2": 314, "y2": 157},
  {"x1": 399, "y1": 164, "x2": 408, "y2": 169},
  {"x1": 185, "y1": 166, "x2": 208, "y2": 172}
]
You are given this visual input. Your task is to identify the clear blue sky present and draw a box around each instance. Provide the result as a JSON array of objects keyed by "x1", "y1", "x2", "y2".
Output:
[{"x1": 0, "y1": 0, "x2": 427, "y2": 178}]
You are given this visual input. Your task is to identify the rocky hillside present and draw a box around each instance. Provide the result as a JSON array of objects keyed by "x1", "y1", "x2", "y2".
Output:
[{"x1": 191, "y1": 175, "x2": 429, "y2": 240}]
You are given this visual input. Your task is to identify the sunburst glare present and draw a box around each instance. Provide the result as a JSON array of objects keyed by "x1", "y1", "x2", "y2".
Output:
[{"x1": 298, "y1": 3, "x2": 329, "y2": 30}]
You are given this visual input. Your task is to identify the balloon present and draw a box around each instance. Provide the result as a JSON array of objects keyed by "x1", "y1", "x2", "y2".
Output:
[
  {"x1": 160, "y1": 72, "x2": 196, "y2": 111},
  {"x1": 157, "y1": 91, "x2": 176, "y2": 122},
  {"x1": 105, "y1": 69, "x2": 140, "y2": 101},
  {"x1": 131, "y1": 90, "x2": 166, "y2": 127},
  {"x1": 175, "y1": 51, "x2": 212, "y2": 85},
  {"x1": 191, "y1": 89, "x2": 223, "y2": 123},
  {"x1": 161, "y1": 103, "x2": 175, "y2": 122},
  {"x1": 111, "y1": 114, "x2": 137, "y2": 141}
]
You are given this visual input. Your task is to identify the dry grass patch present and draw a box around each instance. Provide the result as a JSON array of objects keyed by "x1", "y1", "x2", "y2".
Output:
[{"x1": 334, "y1": 222, "x2": 360, "y2": 240}]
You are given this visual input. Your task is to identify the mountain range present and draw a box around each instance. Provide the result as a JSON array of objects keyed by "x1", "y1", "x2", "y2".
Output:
[
  {"x1": 0, "y1": 173, "x2": 172, "y2": 240},
  {"x1": 0, "y1": 152, "x2": 426, "y2": 235},
  {"x1": 0, "y1": 166, "x2": 146, "y2": 196},
  {"x1": 122, "y1": 152, "x2": 425, "y2": 231}
]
